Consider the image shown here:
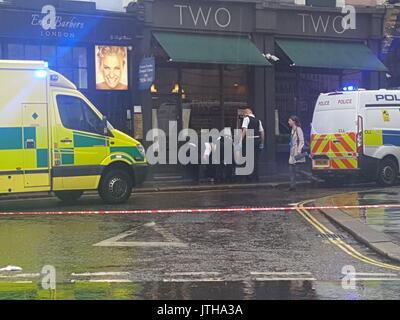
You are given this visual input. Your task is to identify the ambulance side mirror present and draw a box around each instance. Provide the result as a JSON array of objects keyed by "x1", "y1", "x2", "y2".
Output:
[{"x1": 102, "y1": 116, "x2": 108, "y2": 135}]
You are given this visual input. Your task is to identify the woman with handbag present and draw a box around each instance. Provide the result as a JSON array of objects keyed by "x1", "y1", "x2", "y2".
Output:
[{"x1": 288, "y1": 115, "x2": 306, "y2": 191}]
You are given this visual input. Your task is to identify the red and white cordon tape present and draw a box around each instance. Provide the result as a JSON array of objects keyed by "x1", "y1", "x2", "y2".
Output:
[{"x1": 1, "y1": 204, "x2": 400, "y2": 215}]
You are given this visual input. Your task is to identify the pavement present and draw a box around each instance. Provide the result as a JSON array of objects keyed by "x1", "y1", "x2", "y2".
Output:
[{"x1": 314, "y1": 187, "x2": 400, "y2": 264}]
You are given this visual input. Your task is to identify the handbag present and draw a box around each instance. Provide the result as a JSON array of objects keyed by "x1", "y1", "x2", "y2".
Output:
[
  {"x1": 293, "y1": 127, "x2": 308, "y2": 161},
  {"x1": 294, "y1": 151, "x2": 308, "y2": 161}
]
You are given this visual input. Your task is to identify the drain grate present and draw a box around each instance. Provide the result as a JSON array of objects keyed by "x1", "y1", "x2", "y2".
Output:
[{"x1": 318, "y1": 233, "x2": 346, "y2": 240}]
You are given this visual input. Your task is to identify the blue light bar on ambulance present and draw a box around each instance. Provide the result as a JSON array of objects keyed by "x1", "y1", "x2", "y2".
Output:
[{"x1": 35, "y1": 69, "x2": 48, "y2": 78}]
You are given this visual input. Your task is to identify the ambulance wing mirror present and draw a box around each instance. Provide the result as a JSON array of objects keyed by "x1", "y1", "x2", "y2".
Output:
[{"x1": 102, "y1": 116, "x2": 108, "y2": 135}]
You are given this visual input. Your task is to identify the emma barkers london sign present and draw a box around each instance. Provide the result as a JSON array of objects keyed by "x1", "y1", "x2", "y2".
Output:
[{"x1": 31, "y1": 5, "x2": 85, "y2": 39}]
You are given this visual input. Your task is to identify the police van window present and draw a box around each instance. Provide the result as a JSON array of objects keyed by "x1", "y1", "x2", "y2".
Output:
[{"x1": 56, "y1": 95, "x2": 104, "y2": 135}]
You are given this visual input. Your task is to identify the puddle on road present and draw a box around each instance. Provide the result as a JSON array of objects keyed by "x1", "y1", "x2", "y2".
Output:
[{"x1": 1, "y1": 280, "x2": 400, "y2": 300}]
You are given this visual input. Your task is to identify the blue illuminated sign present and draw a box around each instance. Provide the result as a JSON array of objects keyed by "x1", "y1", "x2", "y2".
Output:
[{"x1": 138, "y1": 57, "x2": 155, "y2": 90}]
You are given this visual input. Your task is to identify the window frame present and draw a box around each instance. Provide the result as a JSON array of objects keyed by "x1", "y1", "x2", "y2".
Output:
[{"x1": 6, "y1": 42, "x2": 88, "y2": 90}]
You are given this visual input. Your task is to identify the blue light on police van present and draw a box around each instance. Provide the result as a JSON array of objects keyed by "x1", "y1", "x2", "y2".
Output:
[
  {"x1": 339, "y1": 85, "x2": 358, "y2": 92},
  {"x1": 35, "y1": 69, "x2": 47, "y2": 78}
]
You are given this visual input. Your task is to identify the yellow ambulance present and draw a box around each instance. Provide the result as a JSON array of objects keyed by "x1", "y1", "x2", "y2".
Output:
[
  {"x1": 0, "y1": 60, "x2": 147, "y2": 203},
  {"x1": 311, "y1": 87, "x2": 400, "y2": 186}
]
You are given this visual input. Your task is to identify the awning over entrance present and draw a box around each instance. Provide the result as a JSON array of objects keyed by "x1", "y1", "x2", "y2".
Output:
[
  {"x1": 153, "y1": 32, "x2": 271, "y2": 66},
  {"x1": 276, "y1": 39, "x2": 388, "y2": 72}
]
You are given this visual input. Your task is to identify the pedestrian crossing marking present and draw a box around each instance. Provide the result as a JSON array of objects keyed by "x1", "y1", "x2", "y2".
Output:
[{"x1": 93, "y1": 222, "x2": 188, "y2": 248}]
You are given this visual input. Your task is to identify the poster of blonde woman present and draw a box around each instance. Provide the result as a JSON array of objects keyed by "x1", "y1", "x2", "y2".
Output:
[{"x1": 95, "y1": 46, "x2": 128, "y2": 90}]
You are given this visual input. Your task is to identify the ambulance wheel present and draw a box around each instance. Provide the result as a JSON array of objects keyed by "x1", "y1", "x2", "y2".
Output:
[
  {"x1": 54, "y1": 190, "x2": 84, "y2": 202},
  {"x1": 98, "y1": 169, "x2": 132, "y2": 204},
  {"x1": 377, "y1": 158, "x2": 398, "y2": 187}
]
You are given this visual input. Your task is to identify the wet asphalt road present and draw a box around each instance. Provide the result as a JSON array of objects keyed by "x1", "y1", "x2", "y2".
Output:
[{"x1": 2, "y1": 183, "x2": 400, "y2": 300}]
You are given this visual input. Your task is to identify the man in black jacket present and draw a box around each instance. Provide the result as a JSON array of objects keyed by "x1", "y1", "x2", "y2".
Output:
[{"x1": 240, "y1": 108, "x2": 265, "y2": 182}]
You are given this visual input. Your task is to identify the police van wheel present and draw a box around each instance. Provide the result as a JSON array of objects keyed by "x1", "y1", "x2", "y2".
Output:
[
  {"x1": 99, "y1": 169, "x2": 133, "y2": 204},
  {"x1": 54, "y1": 190, "x2": 84, "y2": 202},
  {"x1": 377, "y1": 158, "x2": 398, "y2": 186}
]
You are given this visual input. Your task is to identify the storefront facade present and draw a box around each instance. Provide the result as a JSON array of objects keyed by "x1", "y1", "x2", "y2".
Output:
[
  {"x1": 258, "y1": 2, "x2": 387, "y2": 158},
  {"x1": 131, "y1": 0, "x2": 387, "y2": 176},
  {"x1": 0, "y1": 0, "x2": 137, "y2": 134}
]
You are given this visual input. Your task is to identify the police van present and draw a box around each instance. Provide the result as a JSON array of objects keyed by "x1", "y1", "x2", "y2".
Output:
[
  {"x1": 311, "y1": 88, "x2": 400, "y2": 186},
  {"x1": 0, "y1": 60, "x2": 147, "y2": 203}
]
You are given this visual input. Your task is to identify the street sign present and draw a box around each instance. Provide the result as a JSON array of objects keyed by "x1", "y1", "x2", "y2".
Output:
[{"x1": 138, "y1": 57, "x2": 155, "y2": 90}]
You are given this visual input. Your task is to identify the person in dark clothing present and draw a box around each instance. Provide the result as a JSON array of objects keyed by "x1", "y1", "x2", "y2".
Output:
[
  {"x1": 240, "y1": 108, "x2": 265, "y2": 182},
  {"x1": 215, "y1": 128, "x2": 234, "y2": 183}
]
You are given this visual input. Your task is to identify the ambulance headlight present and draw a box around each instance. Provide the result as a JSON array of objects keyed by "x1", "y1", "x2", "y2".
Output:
[
  {"x1": 137, "y1": 144, "x2": 146, "y2": 157},
  {"x1": 35, "y1": 69, "x2": 48, "y2": 78}
]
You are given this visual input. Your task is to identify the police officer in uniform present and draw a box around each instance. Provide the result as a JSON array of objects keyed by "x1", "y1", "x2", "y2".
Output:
[{"x1": 240, "y1": 108, "x2": 265, "y2": 182}]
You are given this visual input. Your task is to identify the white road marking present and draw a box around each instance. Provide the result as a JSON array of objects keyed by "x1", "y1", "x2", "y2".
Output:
[
  {"x1": 250, "y1": 272, "x2": 312, "y2": 275},
  {"x1": 0, "y1": 273, "x2": 40, "y2": 278},
  {"x1": 166, "y1": 272, "x2": 220, "y2": 276},
  {"x1": 351, "y1": 273, "x2": 398, "y2": 277},
  {"x1": 93, "y1": 222, "x2": 188, "y2": 248},
  {"x1": 255, "y1": 278, "x2": 317, "y2": 281},
  {"x1": 95, "y1": 241, "x2": 187, "y2": 247},
  {"x1": 352, "y1": 278, "x2": 400, "y2": 281},
  {"x1": 71, "y1": 279, "x2": 132, "y2": 283},
  {"x1": 71, "y1": 272, "x2": 130, "y2": 277},
  {"x1": 163, "y1": 278, "x2": 224, "y2": 283},
  {"x1": 208, "y1": 229, "x2": 234, "y2": 233}
]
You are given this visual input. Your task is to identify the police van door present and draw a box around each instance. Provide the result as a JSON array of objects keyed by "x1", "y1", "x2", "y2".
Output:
[{"x1": 22, "y1": 103, "x2": 51, "y2": 188}]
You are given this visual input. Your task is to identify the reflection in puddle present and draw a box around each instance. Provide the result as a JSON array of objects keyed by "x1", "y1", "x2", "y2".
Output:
[{"x1": 1, "y1": 280, "x2": 400, "y2": 300}]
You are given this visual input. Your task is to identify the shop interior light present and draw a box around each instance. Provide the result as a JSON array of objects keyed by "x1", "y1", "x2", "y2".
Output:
[
  {"x1": 171, "y1": 83, "x2": 185, "y2": 98},
  {"x1": 171, "y1": 83, "x2": 180, "y2": 93},
  {"x1": 150, "y1": 84, "x2": 158, "y2": 93}
]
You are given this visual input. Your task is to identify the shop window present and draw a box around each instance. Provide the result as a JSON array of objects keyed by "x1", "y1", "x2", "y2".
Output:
[
  {"x1": 6, "y1": 43, "x2": 88, "y2": 89},
  {"x1": 181, "y1": 65, "x2": 248, "y2": 131},
  {"x1": 152, "y1": 67, "x2": 178, "y2": 94},
  {"x1": 276, "y1": 71, "x2": 340, "y2": 131},
  {"x1": 41, "y1": 45, "x2": 57, "y2": 67},
  {"x1": 74, "y1": 68, "x2": 88, "y2": 90},
  {"x1": 223, "y1": 66, "x2": 248, "y2": 130},
  {"x1": 25, "y1": 45, "x2": 41, "y2": 60},
  {"x1": 8, "y1": 44, "x2": 24, "y2": 60},
  {"x1": 182, "y1": 66, "x2": 221, "y2": 131},
  {"x1": 342, "y1": 70, "x2": 362, "y2": 88},
  {"x1": 73, "y1": 47, "x2": 87, "y2": 68},
  {"x1": 57, "y1": 46, "x2": 73, "y2": 67}
]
